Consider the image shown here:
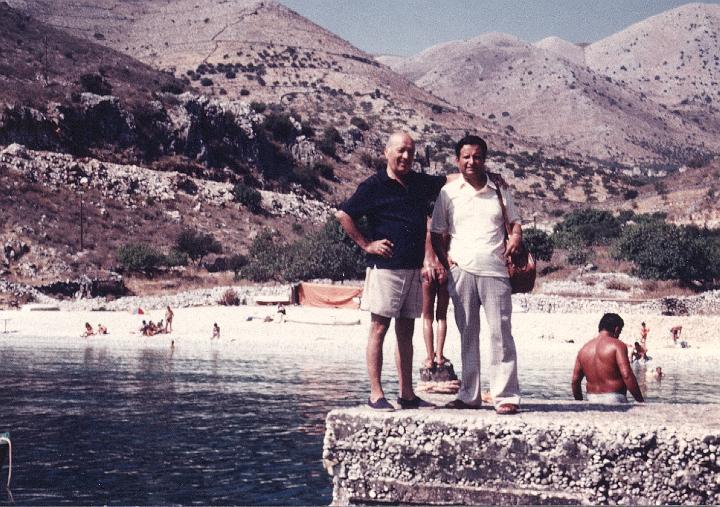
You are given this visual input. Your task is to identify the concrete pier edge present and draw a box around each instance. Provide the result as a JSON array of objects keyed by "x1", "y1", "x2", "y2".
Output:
[{"x1": 323, "y1": 400, "x2": 720, "y2": 505}]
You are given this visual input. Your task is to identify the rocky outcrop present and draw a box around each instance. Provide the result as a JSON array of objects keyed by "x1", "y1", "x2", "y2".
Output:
[{"x1": 0, "y1": 144, "x2": 333, "y2": 221}]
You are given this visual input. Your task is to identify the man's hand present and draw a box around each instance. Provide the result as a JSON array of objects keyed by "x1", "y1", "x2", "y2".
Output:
[
  {"x1": 365, "y1": 239, "x2": 394, "y2": 258},
  {"x1": 434, "y1": 265, "x2": 448, "y2": 284},
  {"x1": 505, "y1": 233, "x2": 522, "y2": 258}
]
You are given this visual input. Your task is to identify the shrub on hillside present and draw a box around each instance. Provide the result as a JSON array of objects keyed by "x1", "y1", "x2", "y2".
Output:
[
  {"x1": 314, "y1": 162, "x2": 335, "y2": 180},
  {"x1": 79, "y1": 73, "x2": 112, "y2": 95},
  {"x1": 175, "y1": 228, "x2": 222, "y2": 265},
  {"x1": 117, "y1": 242, "x2": 162, "y2": 274},
  {"x1": 232, "y1": 183, "x2": 262, "y2": 212},
  {"x1": 350, "y1": 116, "x2": 370, "y2": 131},
  {"x1": 262, "y1": 112, "x2": 297, "y2": 144},
  {"x1": 317, "y1": 126, "x2": 343, "y2": 157}
]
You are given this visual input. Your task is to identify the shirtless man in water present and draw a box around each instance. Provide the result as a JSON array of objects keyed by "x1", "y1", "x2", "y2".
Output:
[{"x1": 571, "y1": 313, "x2": 644, "y2": 404}]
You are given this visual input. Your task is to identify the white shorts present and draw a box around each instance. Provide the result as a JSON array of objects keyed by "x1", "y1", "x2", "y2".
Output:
[
  {"x1": 360, "y1": 267, "x2": 422, "y2": 319},
  {"x1": 587, "y1": 392, "x2": 628, "y2": 404}
]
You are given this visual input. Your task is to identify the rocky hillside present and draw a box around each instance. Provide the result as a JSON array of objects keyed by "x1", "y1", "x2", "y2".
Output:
[{"x1": 1, "y1": 0, "x2": 704, "y2": 290}]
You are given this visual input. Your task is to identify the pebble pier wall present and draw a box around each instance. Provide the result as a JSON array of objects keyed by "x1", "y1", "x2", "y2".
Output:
[{"x1": 323, "y1": 400, "x2": 720, "y2": 505}]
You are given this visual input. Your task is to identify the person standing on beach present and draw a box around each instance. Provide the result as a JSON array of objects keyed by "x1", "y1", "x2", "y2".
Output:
[
  {"x1": 212, "y1": 323, "x2": 220, "y2": 339},
  {"x1": 165, "y1": 306, "x2": 174, "y2": 333},
  {"x1": 335, "y1": 132, "x2": 454, "y2": 411},
  {"x1": 431, "y1": 135, "x2": 522, "y2": 415},
  {"x1": 572, "y1": 313, "x2": 644, "y2": 404}
]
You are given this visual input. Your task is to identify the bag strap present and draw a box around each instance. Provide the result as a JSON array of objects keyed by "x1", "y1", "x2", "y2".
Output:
[{"x1": 493, "y1": 185, "x2": 512, "y2": 239}]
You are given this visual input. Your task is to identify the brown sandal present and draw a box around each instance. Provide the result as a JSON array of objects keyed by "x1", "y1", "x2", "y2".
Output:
[{"x1": 496, "y1": 403, "x2": 519, "y2": 415}]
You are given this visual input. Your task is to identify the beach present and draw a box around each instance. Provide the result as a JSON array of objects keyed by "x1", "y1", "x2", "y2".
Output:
[{"x1": 2, "y1": 303, "x2": 718, "y2": 376}]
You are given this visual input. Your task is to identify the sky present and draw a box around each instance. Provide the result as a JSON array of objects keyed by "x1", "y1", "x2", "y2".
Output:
[{"x1": 278, "y1": 1, "x2": 720, "y2": 56}]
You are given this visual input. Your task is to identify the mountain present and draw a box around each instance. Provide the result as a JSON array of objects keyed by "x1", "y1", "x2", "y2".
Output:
[
  {"x1": 533, "y1": 36, "x2": 585, "y2": 65},
  {"x1": 383, "y1": 30, "x2": 718, "y2": 166},
  {"x1": 585, "y1": 3, "x2": 720, "y2": 135},
  {"x1": 4, "y1": 0, "x2": 524, "y2": 156}
]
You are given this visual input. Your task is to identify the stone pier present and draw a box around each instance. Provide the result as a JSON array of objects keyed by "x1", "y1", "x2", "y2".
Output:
[{"x1": 322, "y1": 401, "x2": 720, "y2": 505}]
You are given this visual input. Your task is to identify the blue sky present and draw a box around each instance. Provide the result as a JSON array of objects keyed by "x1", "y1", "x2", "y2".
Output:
[{"x1": 278, "y1": 1, "x2": 720, "y2": 55}]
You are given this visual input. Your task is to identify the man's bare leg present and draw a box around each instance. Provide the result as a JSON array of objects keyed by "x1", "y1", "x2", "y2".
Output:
[
  {"x1": 368, "y1": 313, "x2": 391, "y2": 403},
  {"x1": 435, "y1": 284, "x2": 450, "y2": 365},
  {"x1": 395, "y1": 317, "x2": 416, "y2": 400}
]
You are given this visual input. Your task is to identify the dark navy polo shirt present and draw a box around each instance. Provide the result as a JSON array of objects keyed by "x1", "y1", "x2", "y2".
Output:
[{"x1": 341, "y1": 169, "x2": 446, "y2": 269}]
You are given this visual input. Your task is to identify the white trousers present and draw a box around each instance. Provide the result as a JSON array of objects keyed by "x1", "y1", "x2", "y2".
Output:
[{"x1": 448, "y1": 266, "x2": 520, "y2": 408}]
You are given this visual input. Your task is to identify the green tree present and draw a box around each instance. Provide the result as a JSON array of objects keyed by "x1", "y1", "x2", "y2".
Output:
[
  {"x1": 553, "y1": 208, "x2": 621, "y2": 247},
  {"x1": 116, "y1": 243, "x2": 162, "y2": 274},
  {"x1": 613, "y1": 222, "x2": 720, "y2": 283},
  {"x1": 176, "y1": 228, "x2": 222, "y2": 265},
  {"x1": 227, "y1": 254, "x2": 249, "y2": 280},
  {"x1": 284, "y1": 218, "x2": 366, "y2": 281},
  {"x1": 243, "y1": 229, "x2": 290, "y2": 281},
  {"x1": 523, "y1": 229, "x2": 554, "y2": 262},
  {"x1": 243, "y1": 219, "x2": 366, "y2": 282}
]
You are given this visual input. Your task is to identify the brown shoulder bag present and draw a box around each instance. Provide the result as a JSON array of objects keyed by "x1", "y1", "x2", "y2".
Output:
[{"x1": 494, "y1": 187, "x2": 536, "y2": 294}]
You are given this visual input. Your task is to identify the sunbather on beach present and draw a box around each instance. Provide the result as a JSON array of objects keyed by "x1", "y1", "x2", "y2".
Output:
[
  {"x1": 212, "y1": 323, "x2": 220, "y2": 339},
  {"x1": 97, "y1": 324, "x2": 108, "y2": 335},
  {"x1": 81, "y1": 322, "x2": 95, "y2": 337},
  {"x1": 572, "y1": 313, "x2": 644, "y2": 404}
]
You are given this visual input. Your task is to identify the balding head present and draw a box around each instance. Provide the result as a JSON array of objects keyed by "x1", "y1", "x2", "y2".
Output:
[{"x1": 384, "y1": 132, "x2": 415, "y2": 179}]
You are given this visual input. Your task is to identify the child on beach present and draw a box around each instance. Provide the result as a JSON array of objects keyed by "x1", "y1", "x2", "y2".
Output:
[
  {"x1": 97, "y1": 324, "x2": 108, "y2": 335},
  {"x1": 81, "y1": 322, "x2": 95, "y2": 337},
  {"x1": 212, "y1": 323, "x2": 220, "y2": 339},
  {"x1": 276, "y1": 304, "x2": 286, "y2": 324}
]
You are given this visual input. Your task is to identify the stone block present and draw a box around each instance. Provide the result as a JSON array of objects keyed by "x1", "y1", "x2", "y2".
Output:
[{"x1": 323, "y1": 400, "x2": 720, "y2": 505}]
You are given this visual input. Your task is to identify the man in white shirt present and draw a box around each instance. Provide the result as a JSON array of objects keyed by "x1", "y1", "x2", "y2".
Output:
[{"x1": 431, "y1": 135, "x2": 523, "y2": 414}]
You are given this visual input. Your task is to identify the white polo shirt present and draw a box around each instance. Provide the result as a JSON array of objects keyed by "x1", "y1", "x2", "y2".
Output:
[{"x1": 430, "y1": 177, "x2": 521, "y2": 278}]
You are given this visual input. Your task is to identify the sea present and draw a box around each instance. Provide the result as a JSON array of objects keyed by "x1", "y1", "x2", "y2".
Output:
[{"x1": 0, "y1": 337, "x2": 716, "y2": 505}]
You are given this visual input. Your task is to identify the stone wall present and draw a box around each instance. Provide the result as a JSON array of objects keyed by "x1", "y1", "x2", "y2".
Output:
[{"x1": 323, "y1": 401, "x2": 720, "y2": 505}]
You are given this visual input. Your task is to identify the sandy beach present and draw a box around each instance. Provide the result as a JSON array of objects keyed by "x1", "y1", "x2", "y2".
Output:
[{"x1": 1, "y1": 304, "x2": 717, "y2": 373}]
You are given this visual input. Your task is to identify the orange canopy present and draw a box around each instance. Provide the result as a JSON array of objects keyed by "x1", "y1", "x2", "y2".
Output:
[{"x1": 297, "y1": 282, "x2": 363, "y2": 309}]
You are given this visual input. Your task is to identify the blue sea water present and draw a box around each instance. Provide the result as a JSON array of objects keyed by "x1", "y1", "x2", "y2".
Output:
[
  {"x1": 0, "y1": 344, "x2": 369, "y2": 505},
  {"x1": 0, "y1": 338, "x2": 716, "y2": 505}
]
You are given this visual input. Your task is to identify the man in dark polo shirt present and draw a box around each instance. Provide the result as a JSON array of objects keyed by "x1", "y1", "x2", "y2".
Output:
[{"x1": 335, "y1": 132, "x2": 453, "y2": 411}]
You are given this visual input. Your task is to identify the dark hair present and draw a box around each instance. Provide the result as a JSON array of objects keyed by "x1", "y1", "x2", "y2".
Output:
[
  {"x1": 599, "y1": 313, "x2": 624, "y2": 334},
  {"x1": 454, "y1": 135, "x2": 488, "y2": 158}
]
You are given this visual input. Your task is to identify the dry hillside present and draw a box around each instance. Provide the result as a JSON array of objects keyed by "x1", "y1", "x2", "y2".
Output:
[
  {"x1": 382, "y1": 29, "x2": 719, "y2": 167},
  {"x1": 585, "y1": 3, "x2": 720, "y2": 136}
]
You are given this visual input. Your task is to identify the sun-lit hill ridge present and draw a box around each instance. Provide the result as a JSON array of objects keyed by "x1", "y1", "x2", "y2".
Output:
[{"x1": 382, "y1": 28, "x2": 719, "y2": 166}]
